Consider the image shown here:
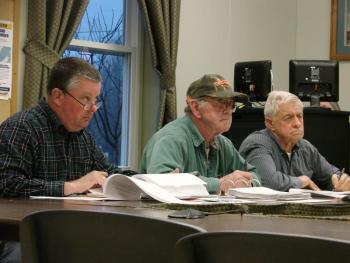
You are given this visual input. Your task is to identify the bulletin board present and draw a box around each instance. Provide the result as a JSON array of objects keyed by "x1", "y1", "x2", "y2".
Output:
[{"x1": 0, "y1": 0, "x2": 19, "y2": 122}]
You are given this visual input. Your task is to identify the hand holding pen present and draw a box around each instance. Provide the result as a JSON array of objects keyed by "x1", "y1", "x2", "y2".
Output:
[{"x1": 332, "y1": 168, "x2": 350, "y2": 192}]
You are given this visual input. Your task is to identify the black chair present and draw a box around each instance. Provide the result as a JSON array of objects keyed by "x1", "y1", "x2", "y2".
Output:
[
  {"x1": 20, "y1": 209, "x2": 205, "y2": 263},
  {"x1": 174, "y1": 231, "x2": 350, "y2": 263}
]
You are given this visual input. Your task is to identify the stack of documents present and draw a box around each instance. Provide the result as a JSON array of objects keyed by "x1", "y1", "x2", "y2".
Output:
[
  {"x1": 228, "y1": 187, "x2": 311, "y2": 201},
  {"x1": 289, "y1": 189, "x2": 350, "y2": 200}
]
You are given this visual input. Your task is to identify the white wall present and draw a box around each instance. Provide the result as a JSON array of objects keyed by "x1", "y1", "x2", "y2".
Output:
[
  {"x1": 177, "y1": 0, "x2": 297, "y2": 115},
  {"x1": 176, "y1": 0, "x2": 233, "y2": 115},
  {"x1": 230, "y1": 0, "x2": 296, "y2": 93},
  {"x1": 175, "y1": 0, "x2": 350, "y2": 114}
]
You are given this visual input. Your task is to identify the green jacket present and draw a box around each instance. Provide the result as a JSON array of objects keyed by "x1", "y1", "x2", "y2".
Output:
[{"x1": 140, "y1": 115, "x2": 260, "y2": 193}]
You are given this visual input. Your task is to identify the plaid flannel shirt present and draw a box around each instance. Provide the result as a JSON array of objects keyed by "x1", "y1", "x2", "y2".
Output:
[{"x1": 0, "y1": 99, "x2": 122, "y2": 197}]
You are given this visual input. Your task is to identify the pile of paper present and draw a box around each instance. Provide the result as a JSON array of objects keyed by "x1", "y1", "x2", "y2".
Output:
[
  {"x1": 289, "y1": 188, "x2": 350, "y2": 200},
  {"x1": 228, "y1": 187, "x2": 311, "y2": 201}
]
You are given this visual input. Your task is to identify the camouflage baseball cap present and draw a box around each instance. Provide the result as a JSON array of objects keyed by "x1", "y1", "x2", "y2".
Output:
[{"x1": 186, "y1": 74, "x2": 247, "y2": 101}]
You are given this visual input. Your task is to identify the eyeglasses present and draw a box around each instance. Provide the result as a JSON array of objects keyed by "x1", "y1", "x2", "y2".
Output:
[
  {"x1": 62, "y1": 90, "x2": 102, "y2": 111},
  {"x1": 200, "y1": 97, "x2": 235, "y2": 112}
]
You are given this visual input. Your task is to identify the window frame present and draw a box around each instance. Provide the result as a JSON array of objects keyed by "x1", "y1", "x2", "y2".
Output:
[{"x1": 67, "y1": 0, "x2": 142, "y2": 169}]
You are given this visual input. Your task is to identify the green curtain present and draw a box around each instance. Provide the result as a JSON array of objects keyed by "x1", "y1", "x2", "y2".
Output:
[
  {"x1": 22, "y1": 0, "x2": 88, "y2": 109},
  {"x1": 138, "y1": 0, "x2": 181, "y2": 128}
]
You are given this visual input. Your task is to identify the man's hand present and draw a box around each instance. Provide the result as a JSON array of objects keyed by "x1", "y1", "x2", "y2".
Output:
[
  {"x1": 64, "y1": 171, "x2": 108, "y2": 196},
  {"x1": 219, "y1": 170, "x2": 253, "y2": 195},
  {"x1": 332, "y1": 173, "x2": 350, "y2": 192},
  {"x1": 298, "y1": 175, "x2": 320, "y2": 191}
]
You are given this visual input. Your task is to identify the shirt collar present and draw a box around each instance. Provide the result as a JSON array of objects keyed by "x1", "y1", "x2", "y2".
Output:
[
  {"x1": 38, "y1": 98, "x2": 83, "y2": 135},
  {"x1": 265, "y1": 128, "x2": 300, "y2": 153},
  {"x1": 184, "y1": 115, "x2": 219, "y2": 149}
]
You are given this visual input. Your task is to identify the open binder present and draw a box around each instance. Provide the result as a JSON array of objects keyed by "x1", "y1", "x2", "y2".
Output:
[{"x1": 89, "y1": 173, "x2": 210, "y2": 203}]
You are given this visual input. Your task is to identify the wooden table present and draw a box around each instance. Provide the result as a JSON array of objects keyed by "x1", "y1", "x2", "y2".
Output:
[{"x1": 1, "y1": 198, "x2": 350, "y2": 242}]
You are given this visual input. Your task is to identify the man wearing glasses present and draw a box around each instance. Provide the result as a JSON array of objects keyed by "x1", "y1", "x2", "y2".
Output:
[
  {"x1": 140, "y1": 74, "x2": 260, "y2": 195},
  {"x1": 0, "y1": 57, "x2": 134, "y2": 198},
  {"x1": 0, "y1": 57, "x2": 137, "y2": 263}
]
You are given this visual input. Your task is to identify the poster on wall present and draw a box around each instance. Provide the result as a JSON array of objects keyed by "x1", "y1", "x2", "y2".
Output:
[{"x1": 0, "y1": 20, "x2": 13, "y2": 100}]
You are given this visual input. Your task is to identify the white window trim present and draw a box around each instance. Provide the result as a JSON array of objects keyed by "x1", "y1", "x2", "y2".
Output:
[
  {"x1": 125, "y1": 0, "x2": 142, "y2": 170},
  {"x1": 69, "y1": 40, "x2": 134, "y2": 54}
]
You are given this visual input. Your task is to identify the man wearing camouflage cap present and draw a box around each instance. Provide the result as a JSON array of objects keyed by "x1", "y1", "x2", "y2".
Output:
[{"x1": 140, "y1": 74, "x2": 260, "y2": 194}]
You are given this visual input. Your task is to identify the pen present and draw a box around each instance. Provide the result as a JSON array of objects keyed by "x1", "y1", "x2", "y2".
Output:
[{"x1": 338, "y1": 168, "x2": 345, "y2": 180}]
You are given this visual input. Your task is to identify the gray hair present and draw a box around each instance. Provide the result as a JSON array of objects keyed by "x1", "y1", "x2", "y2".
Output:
[
  {"x1": 264, "y1": 90, "x2": 303, "y2": 118},
  {"x1": 47, "y1": 57, "x2": 101, "y2": 94},
  {"x1": 184, "y1": 106, "x2": 191, "y2": 115},
  {"x1": 184, "y1": 99, "x2": 206, "y2": 115}
]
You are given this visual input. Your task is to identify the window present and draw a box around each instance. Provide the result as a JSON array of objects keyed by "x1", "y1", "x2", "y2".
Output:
[{"x1": 64, "y1": 0, "x2": 141, "y2": 168}]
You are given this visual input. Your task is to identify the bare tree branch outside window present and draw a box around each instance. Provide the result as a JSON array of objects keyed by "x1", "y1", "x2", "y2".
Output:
[{"x1": 64, "y1": 2, "x2": 125, "y2": 165}]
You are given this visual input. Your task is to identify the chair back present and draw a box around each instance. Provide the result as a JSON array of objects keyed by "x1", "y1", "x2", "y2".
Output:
[
  {"x1": 20, "y1": 209, "x2": 205, "y2": 263},
  {"x1": 174, "y1": 231, "x2": 350, "y2": 263}
]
